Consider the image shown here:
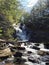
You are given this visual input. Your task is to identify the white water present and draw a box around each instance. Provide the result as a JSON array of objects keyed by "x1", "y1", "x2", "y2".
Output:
[
  {"x1": 13, "y1": 23, "x2": 28, "y2": 41},
  {"x1": 12, "y1": 23, "x2": 49, "y2": 65}
]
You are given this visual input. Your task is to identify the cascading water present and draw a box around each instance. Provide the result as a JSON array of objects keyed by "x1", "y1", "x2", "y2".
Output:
[
  {"x1": 13, "y1": 23, "x2": 49, "y2": 65},
  {"x1": 13, "y1": 23, "x2": 29, "y2": 41},
  {"x1": 0, "y1": 23, "x2": 48, "y2": 65}
]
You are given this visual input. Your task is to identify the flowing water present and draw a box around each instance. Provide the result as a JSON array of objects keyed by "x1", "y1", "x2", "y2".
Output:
[
  {"x1": 13, "y1": 23, "x2": 29, "y2": 41},
  {"x1": 0, "y1": 23, "x2": 49, "y2": 65}
]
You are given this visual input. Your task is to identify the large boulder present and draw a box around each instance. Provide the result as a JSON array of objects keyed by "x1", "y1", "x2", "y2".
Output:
[{"x1": 0, "y1": 48, "x2": 12, "y2": 57}]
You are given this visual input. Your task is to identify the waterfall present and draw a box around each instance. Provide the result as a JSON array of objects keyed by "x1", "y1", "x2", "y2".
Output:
[{"x1": 13, "y1": 23, "x2": 28, "y2": 41}]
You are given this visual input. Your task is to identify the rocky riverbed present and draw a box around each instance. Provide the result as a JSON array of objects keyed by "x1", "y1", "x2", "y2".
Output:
[
  {"x1": 0, "y1": 42, "x2": 49, "y2": 65},
  {"x1": 0, "y1": 23, "x2": 48, "y2": 65}
]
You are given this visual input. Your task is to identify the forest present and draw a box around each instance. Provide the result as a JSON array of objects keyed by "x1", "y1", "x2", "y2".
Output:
[{"x1": 0, "y1": 0, "x2": 49, "y2": 43}]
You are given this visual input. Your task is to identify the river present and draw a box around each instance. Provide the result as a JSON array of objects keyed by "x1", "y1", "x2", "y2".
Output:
[{"x1": 0, "y1": 23, "x2": 49, "y2": 65}]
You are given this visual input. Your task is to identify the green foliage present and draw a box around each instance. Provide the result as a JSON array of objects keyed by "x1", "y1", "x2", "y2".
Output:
[
  {"x1": 0, "y1": 0, "x2": 23, "y2": 23},
  {"x1": 0, "y1": 0, "x2": 23, "y2": 41}
]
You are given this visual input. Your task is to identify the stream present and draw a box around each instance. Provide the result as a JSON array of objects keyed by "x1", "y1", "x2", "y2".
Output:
[{"x1": 0, "y1": 23, "x2": 49, "y2": 65}]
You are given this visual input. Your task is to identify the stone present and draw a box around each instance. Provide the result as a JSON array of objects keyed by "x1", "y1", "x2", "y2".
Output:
[{"x1": 0, "y1": 48, "x2": 12, "y2": 57}]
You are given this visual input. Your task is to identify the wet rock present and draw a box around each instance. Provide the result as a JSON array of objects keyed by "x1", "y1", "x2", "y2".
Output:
[
  {"x1": 27, "y1": 51, "x2": 32, "y2": 54},
  {"x1": 14, "y1": 57, "x2": 26, "y2": 64},
  {"x1": 22, "y1": 58, "x2": 27, "y2": 62},
  {"x1": 38, "y1": 49, "x2": 49, "y2": 56},
  {"x1": 28, "y1": 56, "x2": 40, "y2": 63},
  {"x1": 16, "y1": 47, "x2": 25, "y2": 50},
  {"x1": 35, "y1": 43, "x2": 39, "y2": 46},
  {"x1": 38, "y1": 50, "x2": 46, "y2": 56},
  {"x1": 30, "y1": 46, "x2": 40, "y2": 50},
  {"x1": 15, "y1": 58, "x2": 22, "y2": 63},
  {"x1": 46, "y1": 63, "x2": 49, "y2": 65},
  {"x1": 14, "y1": 52, "x2": 22, "y2": 57}
]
